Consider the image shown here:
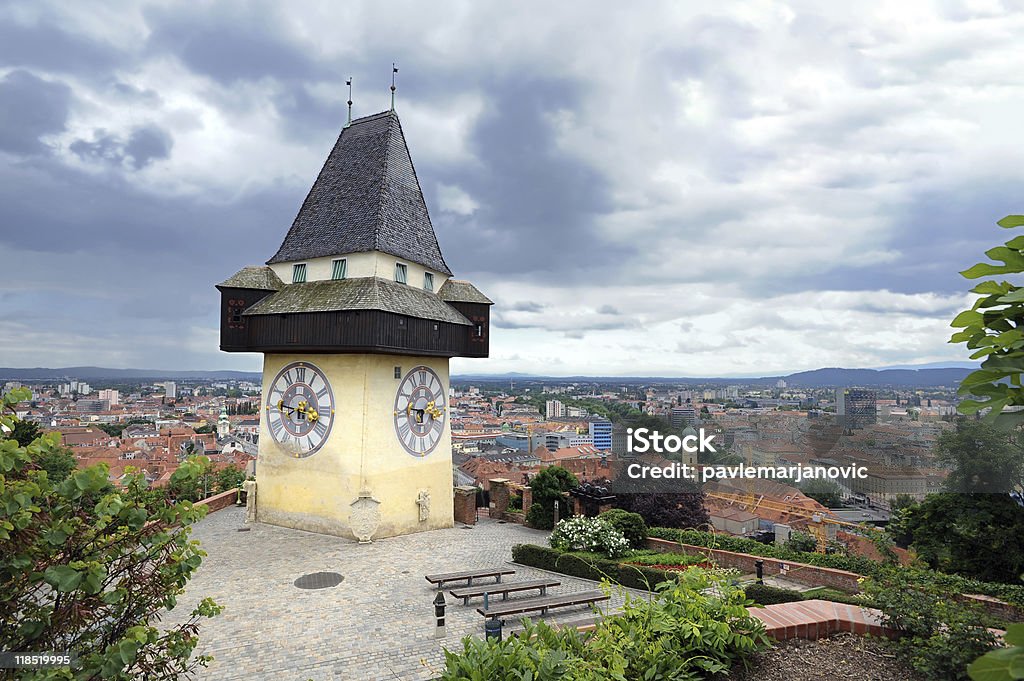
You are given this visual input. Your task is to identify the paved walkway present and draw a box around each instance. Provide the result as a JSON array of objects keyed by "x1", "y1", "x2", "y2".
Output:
[{"x1": 162, "y1": 507, "x2": 630, "y2": 680}]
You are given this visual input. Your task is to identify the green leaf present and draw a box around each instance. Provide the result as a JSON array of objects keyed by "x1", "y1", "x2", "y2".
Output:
[
  {"x1": 44, "y1": 564, "x2": 83, "y2": 592},
  {"x1": 969, "y1": 647, "x2": 1019, "y2": 681},
  {"x1": 952, "y1": 310, "x2": 985, "y2": 327},
  {"x1": 1005, "y1": 624, "x2": 1024, "y2": 647},
  {"x1": 962, "y1": 263, "x2": 1016, "y2": 279},
  {"x1": 997, "y1": 215, "x2": 1024, "y2": 228}
]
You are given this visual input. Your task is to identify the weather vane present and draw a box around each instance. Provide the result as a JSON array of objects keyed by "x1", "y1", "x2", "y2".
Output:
[
  {"x1": 346, "y1": 77, "x2": 353, "y2": 126},
  {"x1": 390, "y1": 63, "x2": 398, "y2": 111}
]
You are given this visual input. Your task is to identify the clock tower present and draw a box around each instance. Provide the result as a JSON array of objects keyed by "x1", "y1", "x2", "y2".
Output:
[{"x1": 216, "y1": 110, "x2": 491, "y2": 541}]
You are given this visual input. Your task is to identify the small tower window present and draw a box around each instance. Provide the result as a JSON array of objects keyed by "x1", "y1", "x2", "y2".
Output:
[
  {"x1": 394, "y1": 262, "x2": 408, "y2": 284},
  {"x1": 423, "y1": 272, "x2": 434, "y2": 292},
  {"x1": 331, "y1": 258, "x2": 347, "y2": 280},
  {"x1": 292, "y1": 263, "x2": 307, "y2": 283}
]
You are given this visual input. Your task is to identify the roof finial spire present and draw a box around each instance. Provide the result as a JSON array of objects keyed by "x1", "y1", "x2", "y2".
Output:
[
  {"x1": 345, "y1": 77, "x2": 353, "y2": 127},
  {"x1": 390, "y1": 63, "x2": 398, "y2": 111}
]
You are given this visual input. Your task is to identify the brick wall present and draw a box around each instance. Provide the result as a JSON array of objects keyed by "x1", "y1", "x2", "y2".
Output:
[
  {"x1": 194, "y1": 488, "x2": 240, "y2": 514},
  {"x1": 646, "y1": 537, "x2": 863, "y2": 592},
  {"x1": 489, "y1": 478, "x2": 510, "y2": 514},
  {"x1": 453, "y1": 485, "x2": 477, "y2": 525}
]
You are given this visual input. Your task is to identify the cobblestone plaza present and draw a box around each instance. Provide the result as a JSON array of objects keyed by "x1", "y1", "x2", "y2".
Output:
[{"x1": 163, "y1": 507, "x2": 628, "y2": 680}]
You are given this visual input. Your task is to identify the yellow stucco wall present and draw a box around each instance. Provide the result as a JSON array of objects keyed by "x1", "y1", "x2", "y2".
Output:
[{"x1": 256, "y1": 352, "x2": 454, "y2": 540}]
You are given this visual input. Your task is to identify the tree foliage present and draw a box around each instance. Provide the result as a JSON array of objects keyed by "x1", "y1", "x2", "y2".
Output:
[
  {"x1": 935, "y1": 418, "x2": 1024, "y2": 494},
  {"x1": 614, "y1": 480, "x2": 710, "y2": 531},
  {"x1": 950, "y1": 215, "x2": 1024, "y2": 428},
  {"x1": 899, "y1": 492, "x2": 1024, "y2": 584},
  {"x1": 526, "y1": 466, "x2": 578, "y2": 530},
  {"x1": 0, "y1": 388, "x2": 221, "y2": 679}
]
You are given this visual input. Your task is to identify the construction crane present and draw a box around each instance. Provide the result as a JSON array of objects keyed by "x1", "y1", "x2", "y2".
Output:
[{"x1": 705, "y1": 490, "x2": 884, "y2": 553}]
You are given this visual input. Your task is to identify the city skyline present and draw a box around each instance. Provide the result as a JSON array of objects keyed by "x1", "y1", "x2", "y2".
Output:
[{"x1": 2, "y1": 1, "x2": 1022, "y2": 375}]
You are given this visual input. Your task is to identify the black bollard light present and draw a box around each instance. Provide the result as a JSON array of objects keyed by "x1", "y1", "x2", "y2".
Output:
[
  {"x1": 433, "y1": 591, "x2": 446, "y2": 639},
  {"x1": 755, "y1": 559, "x2": 764, "y2": 584}
]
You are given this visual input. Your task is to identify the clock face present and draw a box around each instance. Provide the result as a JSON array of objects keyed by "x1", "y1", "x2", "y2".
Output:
[
  {"x1": 265, "y1": 361, "x2": 335, "y2": 457},
  {"x1": 394, "y1": 365, "x2": 446, "y2": 457}
]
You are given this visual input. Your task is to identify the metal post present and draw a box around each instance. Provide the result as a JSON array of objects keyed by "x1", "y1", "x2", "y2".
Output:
[
  {"x1": 755, "y1": 559, "x2": 764, "y2": 584},
  {"x1": 433, "y1": 591, "x2": 446, "y2": 639}
]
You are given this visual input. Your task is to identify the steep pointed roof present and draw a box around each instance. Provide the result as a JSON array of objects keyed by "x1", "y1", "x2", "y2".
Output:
[{"x1": 267, "y1": 110, "x2": 452, "y2": 275}]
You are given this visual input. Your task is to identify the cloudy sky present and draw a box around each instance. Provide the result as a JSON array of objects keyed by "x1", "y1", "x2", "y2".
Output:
[{"x1": 1, "y1": 0, "x2": 1022, "y2": 377}]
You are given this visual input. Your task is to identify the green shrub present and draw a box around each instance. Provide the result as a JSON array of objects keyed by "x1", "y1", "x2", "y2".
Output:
[
  {"x1": 512, "y1": 544, "x2": 677, "y2": 592},
  {"x1": 743, "y1": 583, "x2": 805, "y2": 605},
  {"x1": 439, "y1": 568, "x2": 769, "y2": 680},
  {"x1": 550, "y1": 516, "x2": 631, "y2": 558},
  {"x1": 863, "y1": 569, "x2": 1000, "y2": 681},
  {"x1": 650, "y1": 527, "x2": 1024, "y2": 605},
  {"x1": 598, "y1": 508, "x2": 647, "y2": 549},
  {"x1": 624, "y1": 551, "x2": 706, "y2": 568}
]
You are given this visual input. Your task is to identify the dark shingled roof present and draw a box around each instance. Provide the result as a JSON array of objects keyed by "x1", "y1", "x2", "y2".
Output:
[
  {"x1": 216, "y1": 266, "x2": 284, "y2": 291},
  {"x1": 437, "y1": 279, "x2": 493, "y2": 305},
  {"x1": 241, "y1": 277, "x2": 471, "y2": 325},
  {"x1": 266, "y1": 110, "x2": 452, "y2": 275}
]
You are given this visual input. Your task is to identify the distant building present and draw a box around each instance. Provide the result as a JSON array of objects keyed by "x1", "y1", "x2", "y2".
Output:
[
  {"x1": 75, "y1": 398, "x2": 109, "y2": 413},
  {"x1": 836, "y1": 388, "x2": 877, "y2": 429},
  {"x1": 545, "y1": 399, "x2": 565, "y2": 419},
  {"x1": 776, "y1": 379, "x2": 787, "y2": 389},
  {"x1": 164, "y1": 382, "x2": 177, "y2": 400},
  {"x1": 670, "y1": 406, "x2": 697, "y2": 428},
  {"x1": 589, "y1": 418, "x2": 612, "y2": 451},
  {"x1": 98, "y1": 389, "x2": 119, "y2": 406}
]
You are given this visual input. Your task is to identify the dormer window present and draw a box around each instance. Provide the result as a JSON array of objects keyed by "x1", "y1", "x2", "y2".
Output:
[
  {"x1": 394, "y1": 262, "x2": 408, "y2": 284},
  {"x1": 332, "y1": 258, "x2": 347, "y2": 280},
  {"x1": 423, "y1": 272, "x2": 434, "y2": 292},
  {"x1": 292, "y1": 263, "x2": 307, "y2": 283}
]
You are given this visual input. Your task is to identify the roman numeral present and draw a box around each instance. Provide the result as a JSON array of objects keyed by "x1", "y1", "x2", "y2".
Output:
[
  {"x1": 296, "y1": 367, "x2": 306, "y2": 383},
  {"x1": 313, "y1": 420, "x2": 328, "y2": 439},
  {"x1": 284, "y1": 370, "x2": 293, "y2": 385},
  {"x1": 270, "y1": 417, "x2": 284, "y2": 437},
  {"x1": 317, "y1": 387, "x2": 329, "y2": 400}
]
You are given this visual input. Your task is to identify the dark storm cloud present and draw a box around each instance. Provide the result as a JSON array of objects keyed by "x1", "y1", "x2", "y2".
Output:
[
  {"x1": 506, "y1": 301, "x2": 547, "y2": 313},
  {"x1": 0, "y1": 155, "x2": 297, "y2": 260},
  {"x1": 763, "y1": 182, "x2": 1022, "y2": 298},
  {"x1": 272, "y1": 83, "x2": 348, "y2": 140},
  {"x1": 71, "y1": 124, "x2": 173, "y2": 169},
  {"x1": 0, "y1": 20, "x2": 124, "y2": 76},
  {"x1": 143, "y1": 5, "x2": 327, "y2": 85},
  {"x1": 425, "y1": 77, "x2": 627, "y2": 279},
  {"x1": 0, "y1": 70, "x2": 71, "y2": 155}
]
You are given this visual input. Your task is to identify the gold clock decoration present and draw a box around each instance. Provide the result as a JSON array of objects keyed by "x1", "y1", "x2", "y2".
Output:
[
  {"x1": 265, "y1": 361, "x2": 335, "y2": 457},
  {"x1": 393, "y1": 365, "x2": 446, "y2": 457}
]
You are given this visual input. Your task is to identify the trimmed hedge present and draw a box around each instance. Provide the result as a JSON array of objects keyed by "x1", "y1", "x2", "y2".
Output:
[
  {"x1": 743, "y1": 583, "x2": 870, "y2": 607},
  {"x1": 743, "y1": 583, "x2": 805, "y2": 605},
  {"x1": 512, "y1": 544, "x2": 680, "y2": 592},
  {"x1": 651, "y1": 527, "x2": 1024, "y2": 606}
]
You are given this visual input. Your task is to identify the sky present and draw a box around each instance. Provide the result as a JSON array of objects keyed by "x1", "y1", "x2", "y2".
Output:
[{"x1": 0, "y1": 0, "x2": 1022, "y2": 377}]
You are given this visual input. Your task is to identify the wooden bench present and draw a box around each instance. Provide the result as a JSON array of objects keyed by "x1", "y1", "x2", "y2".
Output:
[
  {"x1": 424, "y1": 567, "x2": 515, "y2": 589},
  {"x1": 449, "y1": 579, "x2": 561, "y2": 606},
  {"x1": 476, "y1": 590, "x2": 609, "y2": 620}
]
